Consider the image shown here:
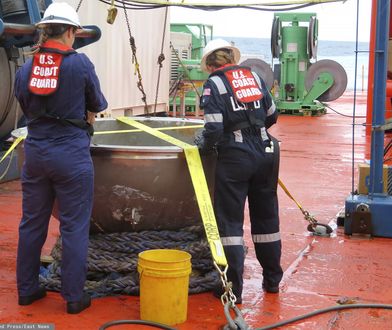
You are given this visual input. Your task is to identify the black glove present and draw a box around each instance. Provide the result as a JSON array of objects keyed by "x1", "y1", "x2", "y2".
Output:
[
  {"x1": 194, "y1": 129, "x2": 214, "y2": 155},
  {"x1": 194, "y1": 129, "x2": 205, "y2": 147}
]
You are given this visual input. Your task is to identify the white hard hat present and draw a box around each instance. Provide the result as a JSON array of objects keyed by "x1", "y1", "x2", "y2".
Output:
[
  {"x1": 36, "y1": 2, "x2": 81, "y2": 28},
  {"x1": 201, "y1": 39, "x2": 241, "y2": 72}
]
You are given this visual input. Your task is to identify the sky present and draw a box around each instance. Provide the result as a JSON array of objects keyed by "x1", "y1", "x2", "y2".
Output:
[{"x1": 170, "y1": 0, "x2": 372, "y2": 42}]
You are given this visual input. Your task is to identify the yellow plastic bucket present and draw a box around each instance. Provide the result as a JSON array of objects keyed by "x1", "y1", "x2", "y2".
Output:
[{"x1": 137, "y1": 249, "x2": 192, "y2": 325}]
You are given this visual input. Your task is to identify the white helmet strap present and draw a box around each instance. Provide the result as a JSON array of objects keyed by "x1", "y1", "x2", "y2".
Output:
[{"x1": 40, "y1": 15, "x2": 79, "y2": 26}]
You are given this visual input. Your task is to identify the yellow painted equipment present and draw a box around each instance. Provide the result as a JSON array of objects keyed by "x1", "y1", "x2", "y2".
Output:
[{"x1": 357, "y1": 163, "x2": 389, "y2": 194}]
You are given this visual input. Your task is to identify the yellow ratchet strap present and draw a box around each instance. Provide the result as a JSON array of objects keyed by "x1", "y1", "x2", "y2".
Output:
[
  {"x1": 94, "y1": 124, "x2": 203, "y2": 135},
  {"x1": 117, "y1": 116, "x2": 227, "y2": 266},
  {"x1": 0, "y1": 124, "x2": 204, "y2": 161},
  {"x1": 0, "y1": 136, "x2": 25, "y2": 164},
  {"x1": 278, "y1": 178, "x2": 304, "y2": 211}
]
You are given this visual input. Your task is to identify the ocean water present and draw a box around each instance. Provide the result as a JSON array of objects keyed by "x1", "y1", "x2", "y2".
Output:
[{"x1": 224, "y1": 37, "x2": 369, "y2": 91}]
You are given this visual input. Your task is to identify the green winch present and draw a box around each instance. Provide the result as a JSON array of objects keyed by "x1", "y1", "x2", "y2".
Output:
[{"x1": 242, "y1": 12, "x2": 348, "y2": 116}]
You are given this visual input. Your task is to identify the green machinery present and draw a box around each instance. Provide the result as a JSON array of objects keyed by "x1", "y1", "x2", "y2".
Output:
[
  {"x1": 169, "y1": 24, "x2": 212, "y2": 115},
  {"x1": 242, "y1": 13, "x2": 348, "y2": 116}
]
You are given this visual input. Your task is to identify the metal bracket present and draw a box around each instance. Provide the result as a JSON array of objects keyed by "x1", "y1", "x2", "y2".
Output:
[
  {"x1": 223, "y1": 302, "x2": 250, "y2": 330},
  {"x1": 350, "y1": 203, "x2": 372, "y2": 235},
  {"x1": 372, "y1": 121, "x2": 392, "y2": 132},
  {"x1": 303, "y1": 72, "x2": 333, "y2": 104}
]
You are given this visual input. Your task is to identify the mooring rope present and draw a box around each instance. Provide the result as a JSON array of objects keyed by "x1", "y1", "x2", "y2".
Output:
[{"x1": 39, "y1": 226, "x2": 220, "y2": 297}]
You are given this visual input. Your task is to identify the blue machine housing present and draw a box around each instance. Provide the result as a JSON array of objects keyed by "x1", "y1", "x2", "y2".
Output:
[
  {"x1": 0, "y1": 0, "x2": 101, "y2": 50},
  {"x1": 344, "y1": 0, "x2": 392, "y2": 238},
  {"x1": 345, "y1": 194, "x2": 392, "y2": 237}
]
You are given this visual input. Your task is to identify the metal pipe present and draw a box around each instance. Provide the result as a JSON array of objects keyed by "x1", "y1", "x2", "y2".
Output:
[
  {"x1": 1, "y1": 22, "x2": 36, "y2": 36},
  {"x1": 25, "y1": 0, "x2": 42, "y2": 24},
  {"x1": 369, "y1": 0, "x2": 390, "y2": 195},
  {"x1": 2, "y1": 22, "x2": 99, "y2": 39},
  {"x1": 366, "y1": 0, "x2": 378, "y2": 136}
]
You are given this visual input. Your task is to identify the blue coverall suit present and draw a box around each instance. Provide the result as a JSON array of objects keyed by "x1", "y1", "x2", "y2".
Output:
[
  {"x1": 199, "y1": 65, "x2": 283, "y2": 299},
  {"x1": 14, "y1": 40, "x2": 107, "y2": 302}
]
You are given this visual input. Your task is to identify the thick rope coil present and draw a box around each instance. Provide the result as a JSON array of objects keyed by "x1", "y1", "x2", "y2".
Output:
[{"x1": 40, "y1": 226, "x2": 220, "y2": 297}]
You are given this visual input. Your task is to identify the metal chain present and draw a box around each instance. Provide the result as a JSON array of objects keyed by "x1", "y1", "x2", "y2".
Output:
[
  {"x1": 169, "y1": 42, "x2": 201, "y2": 98},
  {"x1": 122, "y1": 1, "x2": 149, "y2": 115},
  {"x1": 223, "y1": 303, "x2": 250, "y2": 330},
  {"x1": 153, "y1": 4, "x2": 169, "y2": 115},
  {"x1": 213, "y1": 262, "x2": 237, "y2": 306},
  {"x1": 214, "y1": 262, "x2": 250, "y2": 329},
  {"x1": 301, "y1": 209, "x2": 318, "y2": 226}
]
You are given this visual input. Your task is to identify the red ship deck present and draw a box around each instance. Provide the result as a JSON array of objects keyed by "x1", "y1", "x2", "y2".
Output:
[{"x1": 1, "y1": 92, "x2": 392, "y2": 329}]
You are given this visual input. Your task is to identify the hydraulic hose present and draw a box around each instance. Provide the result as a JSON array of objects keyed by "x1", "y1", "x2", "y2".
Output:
[
  {"x1": 253, "y1": 303, "x2": 392, "y2": 330},
  {"x1": 99, "y1": 319, "x2": 176, "y2": 330},
  {"x1": 100, "y1": 303, "x2": 392, "y2": 330}
]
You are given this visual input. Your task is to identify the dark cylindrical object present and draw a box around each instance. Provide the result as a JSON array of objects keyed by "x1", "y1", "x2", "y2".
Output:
[
  {"x1": 0, "y1": 48, "x2": 23, "y2": 141},
  {"x1": 1, "y1": 22, "x2": 36, "y2": 36},
  {"x1": 89, "y1": 118, "x2": 215, "y2": 233},
  {"x1": 2, "y1": 22, "x2": 99, "y2": 39},
  {"x1": 13, "y1": 118, "x2": 216, "y2": 233},
  {"x1": 0, "y1": 0, "x2": 45, "y2": 24},
  {"x1": 1, "y1": 0, "x2": 27, "y2": 17}
]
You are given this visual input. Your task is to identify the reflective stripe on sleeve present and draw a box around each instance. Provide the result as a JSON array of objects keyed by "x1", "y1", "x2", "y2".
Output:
[
  {"x1": 267, "y1": 103, "x2": 276, "y2": 116},
  {"x1": 204, "y1": 113, "x2": 223, "y2": 123},
  {"x1": 260, "y1": 127, "x2": 269, "y2": 141},
  {"x1": 252, "y1": 71, "x2": 262, "y2": 88},
  {"x1": 221, "y1": 236, "x2": 244, "y2": 246},
  {"x1": 252, "y1": 232, "x2": 281, "y2": 243},
  {"x1": 233, "y1": 130, "x2": 243, "y2": 143},
  {"x1": 210, "y1": 76, "x2": 228, "y2": 95}
]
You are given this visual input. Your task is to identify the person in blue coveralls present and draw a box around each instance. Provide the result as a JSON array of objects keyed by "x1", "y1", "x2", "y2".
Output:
[
  {"x1": 14, "y1": 2, "x2": 107, "y2": 314},
  {"x1": 195, "y1": 39, "x2": 283, "y2": 304}
]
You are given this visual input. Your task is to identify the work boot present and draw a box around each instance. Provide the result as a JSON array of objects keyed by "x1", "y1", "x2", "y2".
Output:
[
  {"x1": 67, "y1": 293, "x2": 91, "y2": 314},
  {"x1": 262, "y1": 281, "x2": 279, "y2": 294},
  {"x1": 18, "y1": 286, "x2": 47, "y2": 305}
]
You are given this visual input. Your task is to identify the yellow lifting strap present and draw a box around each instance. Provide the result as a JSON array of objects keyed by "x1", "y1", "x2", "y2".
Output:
[
  {"x1": 94, "y1": 124, "x2": 203, "y2": 135},
  {"x1": 0, "y1": 125, "x2": 204, "y2": 163},
  {"x1": 278, "y1": 178, "x2": 304, "y2": 211},
  {"x1": 0, "y1": 121, "x2": 227, "y2": 266},
  {"x1": 0, "y1": 136, "x2": 24, "y2": 164},
  {"x1": 117, "y1": 117, "x2": 228, "y2": 266}
]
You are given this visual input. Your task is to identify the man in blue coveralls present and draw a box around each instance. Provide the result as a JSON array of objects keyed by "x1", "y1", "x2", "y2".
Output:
[{"x1": 14, "y1": 2, "x2": 107, "y2": 314}]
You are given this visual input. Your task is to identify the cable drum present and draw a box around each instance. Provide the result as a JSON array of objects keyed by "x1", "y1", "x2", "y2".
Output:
[
  {"x1": 270, "y1": 16, "x2": 281, "y2": 59},
  {"x1": 307, "y1": 16, "x2": 318, "y2": 60},
  {"x1": 240, "y1": 58, "x2": 274, "y2": 90},
  {"x1": 0, "y1": 0, "x2": 45, "y2": 23},
  {"x1": 305, "y1": 59, "x2": 348, "y2": 102},
  {"x1": 0, "y1": 48, "x2": 22, "y2": 142},
  {"x1": 0, "y1": 0, "x2": 27, "y2": 16},
  {"x1": 0, "y1": 49, "x2": 12, "y2": 132},
  {"x1": 39, "y1": 226, "x2": 220, "y2": 297}
]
